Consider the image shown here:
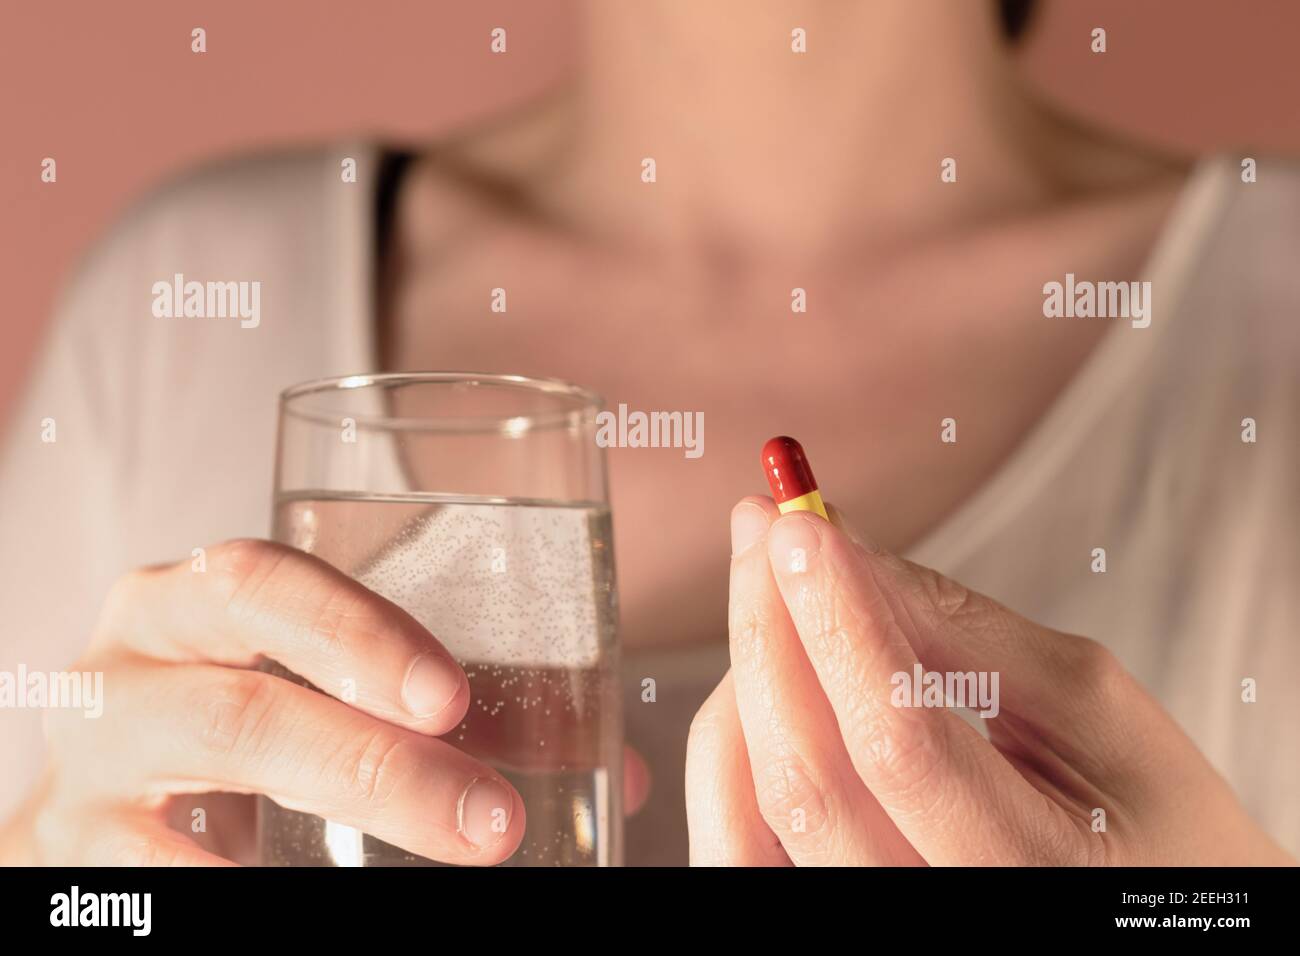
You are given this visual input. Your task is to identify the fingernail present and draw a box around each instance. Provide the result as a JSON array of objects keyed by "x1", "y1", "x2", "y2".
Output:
[
  {"x1": 401, "y1": 654, "x2": 465, "y2": 718},
  {"x1": 768, "y1": 512, "x2": 822, "y2": 574},
  {"x1": 458, "y1": 777, "x2": 514, "y2": 848},
  {"x1": 730, "y1": 502, "x2": 770, "y2": 557}
]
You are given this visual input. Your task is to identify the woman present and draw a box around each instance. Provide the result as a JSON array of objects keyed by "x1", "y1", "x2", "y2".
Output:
[{"x1": 1, "y1": 0, "x2": 1296, "y2": 865}]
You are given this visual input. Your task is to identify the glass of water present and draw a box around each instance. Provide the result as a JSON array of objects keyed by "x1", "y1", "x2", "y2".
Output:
[{"x1": 257, "y1": 372, "x2": 622, "y2": 866}]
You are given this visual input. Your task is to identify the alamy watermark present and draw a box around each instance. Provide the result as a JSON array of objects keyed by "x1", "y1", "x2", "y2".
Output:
[
  {"x1": 151, "y1": 272, "x2": 260, "y2": 329},
  {"x1": 595, "y1": 403, "x2": 704, "y2": 459},
  {"x1": 1042, "y1": 273, "x2": 1151, "y2": 329},
  {"x1": 891, "y1": 663, "x2": 1000, "y2": 718},
  {"x1": 0, "y1": 665, "x2": 103, "y2": 718},
  {"x1": 50, "y1": 886, "x2": 150, "y2": 936}
]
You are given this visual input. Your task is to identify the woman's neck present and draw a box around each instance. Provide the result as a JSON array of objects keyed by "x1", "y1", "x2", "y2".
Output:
[{"x1": 541, "y1": 0, "x2": 1180, "y2": 264}]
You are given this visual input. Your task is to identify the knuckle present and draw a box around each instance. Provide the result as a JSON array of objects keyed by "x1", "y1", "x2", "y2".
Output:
[
  {"x1": 93, "y1": 567, "x2": 160, "y2": 640},
  {"x1": 752, "y1": 750, "x2": 832, "y2": 841},
  {"x1": 341, "y1": 730, "x2": 412, "y2": 806},
  {"x1": 685, "y1": 711, "x2": 734, "y2": 787},
  {"x1": 1068, "y1": 635, "x2": 1128, "y2": 703},
  {"x1": 207, "y1": 538, "x2": 289, "y2": 610},
  {"x1": 300, "y1": 585, "x2": 378, "y2": 663},
  {"x1": 686, "y1": 683, "x2": 734, "y2": 755},
  {"x1": 857, "y1": 708, "x2": 949, "y2": 807},
  {"x1": 685, "y1": 706, "x2": 721, "y2": 758},
  {"x1": 190, "y1": 671, "x2": 278, "y2": 761},
  {"x1": 208, "y1": 538, "x2": 384, "y2": 663},
  {"x1": 685, "y1": 693, "x2": 738, "y2": 794},
  {"x1": 1071, "y1": 817, "x2": 1113, "y2": 867},
  {"x1": 804, "y1": 597, "x2": 845, "y2": 653},
  {"x1": 107, "y1": 832, "x2": 187, "y2": 867},
  {"x1": 1021, "y1": 799, "x2": 1100, "y2": 866},
  {"x1": 727, "y1": 602, "x2": 768, "y2": 659},
  {"x1": 913, "y1": 565, "x2": 981, "y2": 627}
]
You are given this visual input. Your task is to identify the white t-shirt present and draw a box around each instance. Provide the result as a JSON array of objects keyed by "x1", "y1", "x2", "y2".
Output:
[{"x1": 2, "y1": 146, "x2": 1297, "y2": 864}]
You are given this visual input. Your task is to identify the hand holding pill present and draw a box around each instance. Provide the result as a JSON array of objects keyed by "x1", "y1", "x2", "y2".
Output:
[{"x1": 683, "y1": 440, "x2": 1294, "y2": 866}]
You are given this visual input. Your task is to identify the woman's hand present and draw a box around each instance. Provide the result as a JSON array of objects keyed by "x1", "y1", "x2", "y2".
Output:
[
  {"x1": 685, "y1": 497, "x2": 1292, "y2": 866},
  {"x1": 1, "y1": 539, "x2": 547, "y2": 866}
]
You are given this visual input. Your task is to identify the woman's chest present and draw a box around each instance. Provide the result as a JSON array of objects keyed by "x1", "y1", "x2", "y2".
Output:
[{"x1": 383, "y1": 241, "x2": 1109, "y2": 646}]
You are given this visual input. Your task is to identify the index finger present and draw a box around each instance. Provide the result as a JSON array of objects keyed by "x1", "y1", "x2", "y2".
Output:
[{"x1": 92, "y1": 539, "x2": 469, "y2": 736}]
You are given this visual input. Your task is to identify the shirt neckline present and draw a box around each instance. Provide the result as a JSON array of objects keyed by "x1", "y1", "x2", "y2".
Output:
[
  {"x1": 342, "y1": 146, "x2": 1238, "y2": 573},
  {"x1": 905, "y1": 156, "x2": 1238, "y2": 571}
]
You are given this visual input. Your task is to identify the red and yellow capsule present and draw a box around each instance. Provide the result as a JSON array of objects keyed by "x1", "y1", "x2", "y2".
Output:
[{"x1": 761, "y1": 435, "x2": 828, "y2": 520}]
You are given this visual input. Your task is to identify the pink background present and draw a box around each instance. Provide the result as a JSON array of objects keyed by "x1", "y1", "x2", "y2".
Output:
[{"x1": 4, "y1": 0, "x2": 1298, "y2": 422}]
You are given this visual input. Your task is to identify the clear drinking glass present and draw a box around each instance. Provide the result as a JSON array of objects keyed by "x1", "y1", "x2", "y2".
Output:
[{"x1": 257, "y1": 372, "x2": 622, "y2": 866}]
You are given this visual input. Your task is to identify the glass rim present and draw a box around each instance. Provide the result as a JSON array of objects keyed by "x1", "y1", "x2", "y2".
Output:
[{"x1": 278, "y1": 371, "x2": 606, "y2": 435}]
